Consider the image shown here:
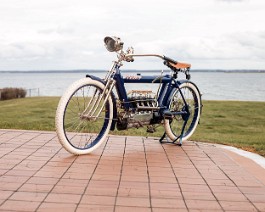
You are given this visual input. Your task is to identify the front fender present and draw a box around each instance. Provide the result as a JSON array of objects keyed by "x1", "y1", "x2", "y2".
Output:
[{"x1": 86, "y1": 74, "x2": 117, "y2": 131}]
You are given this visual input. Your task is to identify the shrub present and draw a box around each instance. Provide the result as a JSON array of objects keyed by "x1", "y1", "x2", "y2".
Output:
[{"x1": 0, "y1": 87, "x2": 27, "y2": 100}]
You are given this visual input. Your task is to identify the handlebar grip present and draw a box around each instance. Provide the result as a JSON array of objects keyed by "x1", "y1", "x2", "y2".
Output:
[{"x1": 163, "y1": 56, "x2": 177, "y2": 64}]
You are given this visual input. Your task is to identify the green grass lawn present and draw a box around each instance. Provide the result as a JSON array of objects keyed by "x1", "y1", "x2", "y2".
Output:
[
  {"x1": 0, "y1": 97, "x2": 59, "y2": 131},
  {"x1": 0, "y1": 97, "x2": 264, "y2": 156}
]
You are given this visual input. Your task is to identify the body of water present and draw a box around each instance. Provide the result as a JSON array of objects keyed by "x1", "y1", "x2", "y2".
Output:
[{"x1": 0, "y1": 70, "x2": 264, "y2": 101}]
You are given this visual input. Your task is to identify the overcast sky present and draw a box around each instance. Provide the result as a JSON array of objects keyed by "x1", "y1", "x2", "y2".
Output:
[{"x1": 0, "y1": 0, "x2": 264, "y2": 70}]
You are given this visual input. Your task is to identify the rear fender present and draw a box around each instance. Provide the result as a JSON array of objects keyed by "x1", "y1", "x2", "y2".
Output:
[{"x1": 167, "y1": 80, "x2": 202, "y2": 114}]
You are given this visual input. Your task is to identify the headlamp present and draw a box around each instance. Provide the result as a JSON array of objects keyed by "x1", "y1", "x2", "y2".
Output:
[{"x1": 104, "y1": 36, "x2": 123, "y2": 52}]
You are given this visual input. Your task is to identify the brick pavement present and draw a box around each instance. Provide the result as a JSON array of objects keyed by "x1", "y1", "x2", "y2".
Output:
[{"x1": 0, "y1": 129, "x2": 265, "y2": 211}]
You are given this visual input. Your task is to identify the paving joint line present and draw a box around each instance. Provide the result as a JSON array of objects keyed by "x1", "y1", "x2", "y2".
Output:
[
  {"x1": 0, "y1": 131, "x2": 30, "y2": 159},
  {"x1": 73, "y1": 136, "x2": 113, "y2": 212},
  {"x1": 142, "y1": 137, "x2": 153, "y2": 211},
  {"x1": 0, "y1": 134, "x2": 59, "y2": 208},
  {"x1": 161, "y1": 143, "x2": 189, "y2": 211},
  {"x1": 181, "y1": 144, "x2": 226, "y2": 212},
  {"x1": 0, "y1": 133, "x2": 57, "y2": 175},
  {"x1": 34, "y1": 149, "x2": 79, "y2": 211},
  {"x1": 113, "y1": 137, "x2": 127, "y2": 212},
  {"x1": 194, "y1": 142, "x2": 260, "y2": 212}
]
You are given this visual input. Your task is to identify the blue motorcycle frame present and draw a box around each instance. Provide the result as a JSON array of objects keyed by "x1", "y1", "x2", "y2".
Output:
[{"x1": 87, "y1": 59, "x2": 201, "y2": 144}]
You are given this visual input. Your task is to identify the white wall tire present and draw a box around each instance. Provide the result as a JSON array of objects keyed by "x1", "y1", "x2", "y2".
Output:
[
  {"x1": 55, "y1": 78, "x2": 113, "y2": 155},
  {"x1": 164, "y1": 82, "x2": 201, "y2": 143}
]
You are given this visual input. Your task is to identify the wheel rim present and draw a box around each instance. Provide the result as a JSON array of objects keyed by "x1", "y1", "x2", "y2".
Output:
[
  {"x1": 169, "y1": 84, "x2": 200, "y2": 139},
  {"x1": 63, "y1": 84, "x2": 110, "y2": 150}
]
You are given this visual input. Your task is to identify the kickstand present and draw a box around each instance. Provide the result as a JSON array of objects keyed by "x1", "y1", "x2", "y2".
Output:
[
  {"x1": 159, "y1": 132, "x2": 182, "y2": 146},
  {"x1": 159, "y1": 118, "x2": 188, "y2": 146}
]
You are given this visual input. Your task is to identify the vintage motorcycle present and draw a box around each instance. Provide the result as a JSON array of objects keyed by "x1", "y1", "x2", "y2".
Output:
[{"x1": 55, "y1": 36, "x2": 202, "y2": 154}]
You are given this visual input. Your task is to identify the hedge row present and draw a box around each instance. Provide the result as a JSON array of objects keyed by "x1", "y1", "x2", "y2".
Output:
[{"x1": 0, "y1": 88, "x2": 27, "y2": 100}]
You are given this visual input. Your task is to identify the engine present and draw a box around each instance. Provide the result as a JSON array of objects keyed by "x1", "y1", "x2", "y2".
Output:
[
  {"x1": 116, "y1": 90, "x2": 159, "y2": 131},
  {"x1": 127, "y1": 90, "x2": 157, "y2": 108}
]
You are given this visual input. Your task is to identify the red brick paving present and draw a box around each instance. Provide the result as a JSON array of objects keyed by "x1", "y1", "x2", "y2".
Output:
[{"x1": 0, "y1": 129, "x2": 265, "y2": 211}]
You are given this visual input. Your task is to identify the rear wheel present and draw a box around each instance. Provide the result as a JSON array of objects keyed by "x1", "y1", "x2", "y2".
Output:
[
  {"x1": 164, "y1": 82, "x2": 201, "y2": 143},
  {"x1": 55, "y1": 78, "x2": 113, "y2": 155}
]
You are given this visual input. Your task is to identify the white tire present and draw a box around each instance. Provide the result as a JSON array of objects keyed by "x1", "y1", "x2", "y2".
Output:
[
  {"x1": 55, "y1": 78, "x2": 113, "y2": 155},
  {"x1": 164, "y1": 82, "x2": 201, "y2": 142}
]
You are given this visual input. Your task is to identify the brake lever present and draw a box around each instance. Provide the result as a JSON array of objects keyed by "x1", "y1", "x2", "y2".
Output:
[{"x1": 124, "y1": 47, "x2": 134, "y2": 62}]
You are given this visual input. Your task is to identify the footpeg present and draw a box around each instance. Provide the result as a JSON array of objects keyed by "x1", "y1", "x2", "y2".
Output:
[
  {"x1": 147, "y1": 126, "x2": 156, "y2": 133},
  {"x1": 163, "y1": 110, "x2": 172, "y2": 119}
]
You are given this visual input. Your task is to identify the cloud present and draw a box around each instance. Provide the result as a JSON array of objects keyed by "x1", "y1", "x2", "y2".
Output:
[
  {"x1": 38, "y1": 26, "x2": 75, "y2": 35},
  {"x1": 217, "y1": 0, "x2": 246, "y2": 2},
  {"x1": 0, "y1": 0, "x2": 265, "y2": 70},
  {"x1": 1, "y1": 31, "x2": 265, "y2": 70},
  {"x1": 0, "y1": 43, "x2": 45, "y2": 60},
  {"x1": 126, "y1": 30, "x2": 265, "y2": 70}
]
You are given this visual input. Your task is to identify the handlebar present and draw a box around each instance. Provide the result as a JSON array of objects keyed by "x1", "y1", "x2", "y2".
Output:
[
  {"x1": 126, "y1": 53, "x2": 191, "y2": 70},
  {"x1": 126, "y1": 53, "x2": 164, "y2": 60},
  {"x1": 103, "y1": 36, "x2": 190, "y2": 71},
  {"x1": 126, "y1": 53, "x2": 177, "y2": 65},
  {"x1": 125, "y1": 53, "x2": 191, "y2": 80}
]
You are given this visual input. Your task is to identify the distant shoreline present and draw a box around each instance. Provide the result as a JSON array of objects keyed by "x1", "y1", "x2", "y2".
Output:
[
  {"x1": 1, "y1": 69, "x2": 264, "y2": 101},
  {"x1": 0, "y1": 69, "x2": 265, "y2": 73}
]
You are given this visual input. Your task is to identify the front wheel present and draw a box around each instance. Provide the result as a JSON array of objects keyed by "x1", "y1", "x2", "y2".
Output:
[
  {"x1": 164, "y1": 82, "x2": 201, "y2": 143},
  {"x1": 55, "y1": 78, "x2": 113, "y2": 155}
]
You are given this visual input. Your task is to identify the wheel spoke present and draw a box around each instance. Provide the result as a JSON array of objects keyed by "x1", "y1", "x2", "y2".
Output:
[
  {"x1": 57, "y1": 80, "x2": 113, "y2": 153},
  {"x1": 165, "y1": 83, "x2": 201, "y2": 142}
]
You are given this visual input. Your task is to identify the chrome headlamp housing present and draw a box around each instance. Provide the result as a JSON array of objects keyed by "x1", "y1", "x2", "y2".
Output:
[{"x1": 104, "y1": 36, "x2": 124, "y2": 52}]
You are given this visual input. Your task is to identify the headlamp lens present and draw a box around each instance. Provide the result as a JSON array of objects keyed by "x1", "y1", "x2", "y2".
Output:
[{"x1": 104, "y1": 36, "x2": 123, "y2": 52}]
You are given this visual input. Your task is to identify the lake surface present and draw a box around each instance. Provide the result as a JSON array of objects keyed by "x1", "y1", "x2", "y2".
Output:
[{"x1": 0, "y1": 71, "x2": 264, "y2": 101}]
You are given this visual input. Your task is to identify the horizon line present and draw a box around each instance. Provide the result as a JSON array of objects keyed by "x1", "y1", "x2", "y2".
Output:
[{"x1": 0, "y1": 69, "x2": 265, "y2": 73}]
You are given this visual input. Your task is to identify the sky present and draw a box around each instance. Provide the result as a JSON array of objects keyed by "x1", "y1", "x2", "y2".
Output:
[{"x1": 0, "y1": 0, "x2": 264, "y2": 70}]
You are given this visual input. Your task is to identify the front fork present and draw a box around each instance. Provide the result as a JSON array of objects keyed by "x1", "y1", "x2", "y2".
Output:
[{"x1": 81, "y1": 78, "x2": 116, "y2": 120}]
